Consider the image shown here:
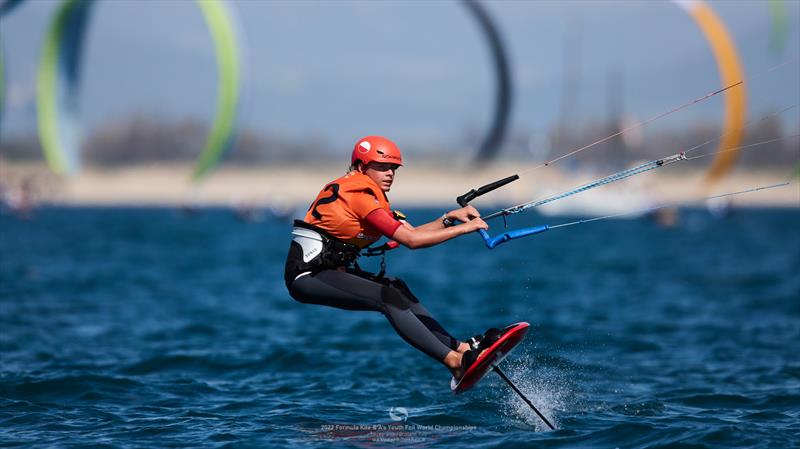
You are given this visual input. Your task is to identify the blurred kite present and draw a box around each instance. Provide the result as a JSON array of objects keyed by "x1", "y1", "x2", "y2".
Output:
[
  {"x1": 36, "y1": 0, "x2": 245, "y2": 180},
  {"x1": 674, "y1": 0, "x2": 747, "y2": 188},
  {"x1": 0, "y1": 0, "x2": 25, "y2": 16},
  {"x1": 769, "y1": 0, "x2": 789, "y2": 56},
  {"x1": 1, "y1": 36, "x2": 5, "y2": 137},
  {"x1": 1, "y1": 0, "x2": 29, "y2": 138}
]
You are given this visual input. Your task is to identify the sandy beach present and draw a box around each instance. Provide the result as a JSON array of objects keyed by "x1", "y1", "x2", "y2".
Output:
[{"x1": 2, "y1": 161, "x2": 798, "y2": 210}]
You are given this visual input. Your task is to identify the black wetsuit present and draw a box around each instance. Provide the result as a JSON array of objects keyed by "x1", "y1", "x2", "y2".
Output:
[{"x1": 285, "y1": 258, "x2": 461, "y2": 362}]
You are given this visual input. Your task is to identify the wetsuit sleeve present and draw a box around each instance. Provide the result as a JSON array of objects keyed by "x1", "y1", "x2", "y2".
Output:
[{"x1": 365, "y1": 208, "x2": 403, "y2": 238}]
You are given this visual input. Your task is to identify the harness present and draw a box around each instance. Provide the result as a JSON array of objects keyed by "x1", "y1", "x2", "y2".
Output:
[
  {"x1": 286, "y1": 219, "x2": 401, "y2": 283},
  {"x1": 286, "y1": 203, "x2": 408, "y2": 284},
  {"x1": 291, "y1": 220, "x2": 361, "y2": 269}
]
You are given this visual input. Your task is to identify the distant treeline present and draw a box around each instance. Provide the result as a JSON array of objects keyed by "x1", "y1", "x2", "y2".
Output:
[
  {"x1": 0, "y1": 116, "x2": 336, "y2": 166},
  {"x1": 1, "y1": 114, "x2": 796, "y2": 168}
]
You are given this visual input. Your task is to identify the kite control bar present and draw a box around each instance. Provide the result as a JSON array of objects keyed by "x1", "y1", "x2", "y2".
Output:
[
  {"x1": 444, "y1": 174, "x2": 519, "y2": 227},
  {"x1": 457, "y1": 174, "x2": 520, "y2": 207},
  {"x1": 477, "y1": 225, "x2": 550, "y2": 249},
  {"x1": 448, "y1": 174, "x2": 550, "y2": 249}
]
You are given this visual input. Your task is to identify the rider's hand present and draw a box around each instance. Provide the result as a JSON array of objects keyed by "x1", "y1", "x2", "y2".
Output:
[
  {"x1": 446, "y1": 205, "x2": 481, "y2": 223},
  {"x1": 461, "y1": 217, "x2": 488, "y2": 233}
]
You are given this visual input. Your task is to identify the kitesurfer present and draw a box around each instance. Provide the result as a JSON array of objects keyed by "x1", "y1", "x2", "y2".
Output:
[{"x1": 284, "y1": 136, "x2": 497, "y2": 380}]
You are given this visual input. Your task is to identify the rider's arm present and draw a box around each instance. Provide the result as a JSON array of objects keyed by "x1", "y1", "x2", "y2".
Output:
[
  {"x1": 403, "y1": 205, "x2": 483, "y2": 232},
  {"x1": 365, "y1": 208, "x2": 487, "y2": 249}
]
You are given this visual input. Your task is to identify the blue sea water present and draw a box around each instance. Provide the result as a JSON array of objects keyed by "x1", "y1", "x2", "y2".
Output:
[{"x1": 1, "y1": 206, "x2": 799, "y2": 448}]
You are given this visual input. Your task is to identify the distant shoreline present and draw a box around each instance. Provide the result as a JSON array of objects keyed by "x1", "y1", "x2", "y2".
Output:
[{"x1": 2, "y1": 162, "x2": 798, "y2": 209}]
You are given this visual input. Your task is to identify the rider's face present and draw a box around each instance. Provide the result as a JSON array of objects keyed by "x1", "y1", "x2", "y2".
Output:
[{"x1": 361, "y1": 162, "x2": 400, "y2": 192}]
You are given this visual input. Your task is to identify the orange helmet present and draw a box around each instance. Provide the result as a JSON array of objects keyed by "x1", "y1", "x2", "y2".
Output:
[{"x1": 351, "y1": 136, "x2": 404, "y2": 167}]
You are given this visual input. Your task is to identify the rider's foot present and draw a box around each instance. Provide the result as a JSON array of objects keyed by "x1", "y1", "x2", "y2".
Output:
[
  {"x1": 444, "y1": 351, "x2": 463, "y2": 379},
  {"x1": 450, "y1": 327, "x2": 506, "y2": 381}
]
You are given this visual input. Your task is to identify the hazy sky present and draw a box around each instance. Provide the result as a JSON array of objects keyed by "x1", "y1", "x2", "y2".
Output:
[{"x1": 2, "y1": 0, "x2": 799, "y2": 155}]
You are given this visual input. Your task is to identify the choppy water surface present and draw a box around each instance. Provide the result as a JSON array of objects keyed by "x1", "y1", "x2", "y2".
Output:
[{"x1": 1, "y1": 207, "x2": 799, "y2": 448}]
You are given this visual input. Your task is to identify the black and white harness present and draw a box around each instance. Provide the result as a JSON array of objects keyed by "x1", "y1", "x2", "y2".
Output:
[{"x1": 284, "y1": 220, "x2": 362, "y2": 284}]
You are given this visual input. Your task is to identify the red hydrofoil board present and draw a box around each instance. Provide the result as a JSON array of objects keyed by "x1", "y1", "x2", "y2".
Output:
[{"x1": 451, "y1": 322, "x2": 530, "y2": 394}]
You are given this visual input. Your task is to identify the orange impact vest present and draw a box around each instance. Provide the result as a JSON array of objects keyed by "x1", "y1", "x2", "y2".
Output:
[{"x1": 303, "y1": 171, "x2": 392, "y2": 248}]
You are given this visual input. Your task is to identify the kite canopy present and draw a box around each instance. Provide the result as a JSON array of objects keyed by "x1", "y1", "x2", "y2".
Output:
[
  {"x1": 1, "y1": 0, "x2": 29, "y2": 138},
  {"x1": 36, "y1": 0, "x2": 244, "y2": 180},
  {"x1": 769, "y1": 0, "x2": 789, "y2": 55},
  {"x1": 36, "y1": 0, "x2": 91, "y2": 174},
  {"x1": 1, "y1": 39, "x2": 5, "y2": 136},
  {"x1": 192, "y1": 0, "x2": 242, "y2": 181},
  {"x1": 674, "y1": 0, "x2": 747, "y2": 187},
  {"x1": 0, "y1": 0, "x2": 25, "y2": 16},
  {"x1": 460, "y1": 0, "x2": 512, "y2": 164}
]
